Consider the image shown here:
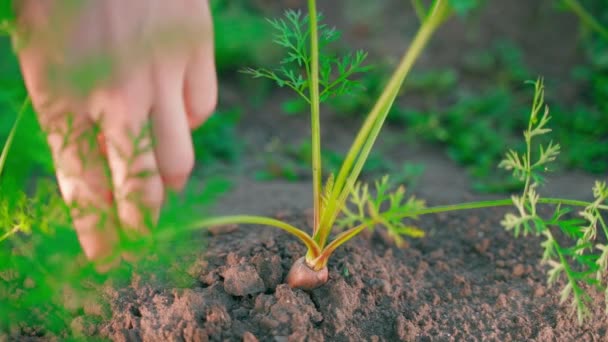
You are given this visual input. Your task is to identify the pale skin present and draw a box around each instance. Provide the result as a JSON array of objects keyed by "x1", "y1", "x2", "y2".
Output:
[{"x1": 14, "y1": 0, "x2": 217, "y2": 265}]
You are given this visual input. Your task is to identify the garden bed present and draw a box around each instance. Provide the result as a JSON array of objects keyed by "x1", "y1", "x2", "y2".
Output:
[{"x1": 26, "y1": 207, "x2": 606, "y2": 341}]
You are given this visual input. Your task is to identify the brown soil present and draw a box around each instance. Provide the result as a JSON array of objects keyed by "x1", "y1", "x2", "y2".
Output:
[{"x1": 43, "y1": 210, "x2": 605, "y2": 341}]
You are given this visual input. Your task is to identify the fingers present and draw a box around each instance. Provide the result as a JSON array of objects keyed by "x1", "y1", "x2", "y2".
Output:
[
  {"x1": 45, "y1": 112, "x2": 119, "y2": 261},
  {"x1": 90, "y1": 66, "x2": 164, "y2": 233},
  {"x1": 151, "y1": 58, "x2": 195, "y2": 191},
  {"x1": 183, "y1": 0, "x2": 217, "y2": 129},
  {"x1": 17, "y1": 16, "x2": 119, "y2": 262}
]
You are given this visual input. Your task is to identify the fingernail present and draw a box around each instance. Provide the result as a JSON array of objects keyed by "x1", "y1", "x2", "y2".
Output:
[
  {"x1": 161, "y1": 173, "x2": 189, "y2": 191},
  {"x1": 97, "y1": 133, "x2": 107, "y2": 156},
  {"x1": 104, "y1": 190, "x2": 114, "y2": 205}
]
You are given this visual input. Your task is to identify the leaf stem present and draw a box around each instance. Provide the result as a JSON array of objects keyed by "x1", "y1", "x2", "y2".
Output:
[
  {"x1": 185, "y1": 215, "x2": 321, "y2": 257},
  {"x1": 562, "y1": 0, "x2": 608, "y2": 41},
  {"x1": 0, "y1": 225, "x2": 22, "y2": 243},
  {"x1": 308, "y1": 0, "x2": 322, "y2": 235},
  {"x1": 549, "y1": 230, "x2": 589, "y2": 323},
  {"x1": 411, "y1": 0, "x2": 427, "y2": 22},
  {"x1": 308, "y1": 196, "x2": 606, "y2": 269},
  {"x1": 387, "y1": 197, "x2": 608, "y2": 220},
  {"x1": 0, "y1": 96, "x2": 30, "y2": 183}
]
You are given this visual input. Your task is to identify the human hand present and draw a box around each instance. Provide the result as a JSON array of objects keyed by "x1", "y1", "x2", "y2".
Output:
[{"x1": 14, "y1": 0, "x2": 217, "y2": 263}]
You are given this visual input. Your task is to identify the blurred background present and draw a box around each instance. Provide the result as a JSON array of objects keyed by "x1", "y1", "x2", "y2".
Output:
[{"x1": 1, "y1": 0, "x2": 606, "y2": 202}]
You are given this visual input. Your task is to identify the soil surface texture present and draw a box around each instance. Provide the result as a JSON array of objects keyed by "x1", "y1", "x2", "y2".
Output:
[{"x1": 68, "y1": 211, "x2": 606, "y2": 341}]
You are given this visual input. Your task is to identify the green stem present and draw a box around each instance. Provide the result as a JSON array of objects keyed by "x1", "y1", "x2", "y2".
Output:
[
  {"x1": 308, "y1": 0, "x2": 322, "y2": 235},
  {"x1": 0, "y1": 97, "x2": 29, "y2": 183},
  {"x1": 187, "y1": 215, "x2": 321, "y2": 257},
  {"x1": 310, "y1": 220, "x2": 372, "y2": 269},
  {"x1": 563, "y1": 0, "x2": 608, "y2": 41},
  {"x1": 309, "y1": 196, "x2": 606, "y2": 269},
  {"x1": 549, "y1": 231, "x2": 587, "y2": 323},
  {"x1": 388, "y1": 197, "x2": 607, "y2": 220},
  {"x1": 411, "y1": 0, "x2": 427, "y2": 22},
  {"x1": 315, "y1": 0, "x2": 451, "y2": 248},
  {"x1": 0, "y1": 225, "x2": 22, "y2": 243}
]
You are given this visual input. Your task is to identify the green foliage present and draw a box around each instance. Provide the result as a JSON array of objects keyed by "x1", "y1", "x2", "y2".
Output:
[
  {"x1": 0, "y1": 173, "x2": 230, "y2": 337},
  {"x1": 559, "y1": 0, "x2": 608, "y2": 41},
  {"x1": 499, "y1": 78, "x2": 608, "y2": 324},
  {"x1": 197, "y1": 0, "x2": 453, "y2": 275},
  {"x1": 0, "y1": 18, "x2": 234, "y2": 336},
  {"x1": 0, "y1": 38, "x2": 55, "y2": 195},
  {"x1": 387, "y1": 33, "x2": 607, "y2": 190},
  {"x1": 556, "y1": 0, "x2": 608, "y2": 173},
  {"x1": 0, "y1": 0, "x2": 15, "y2": 35},
  {"x1": 499, "y1": 79, "x2": 560, "y2": 189},
  {"x1": 191, "y1": 108, "x2": 241, "y2": 168},
  {"x1": 210, "y1": 1, "x2": 277, "y2": 71},
  {"x1": 242, "y1": 9, "x2": 370, "y2": 110},
  {"x1": 448, "y1": 0, "x2": 484, "y2": 16},
  {"x1": 338, "y1": 176, "x2": 426, "y2": 247}
]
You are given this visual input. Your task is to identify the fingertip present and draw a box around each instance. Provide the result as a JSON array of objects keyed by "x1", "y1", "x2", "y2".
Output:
[
  {"x1": 184, "y1": 47, "x2": 218, "y2": 130},
  {"x1": 188, "y1": 111, "x2": 210, "y2": 130},
  {"x1": 161, "y1": 172, "x2": 191, "y2": 192},
  {"x1": 72, "y1": 213, "x2": 119, "y2": 261},
  {"x1": 185, "y1": 79, "x2": 217, "y2": 130}
]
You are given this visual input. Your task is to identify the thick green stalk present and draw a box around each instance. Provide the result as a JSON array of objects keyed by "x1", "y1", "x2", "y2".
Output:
[
  {"x1": 563, "y1": 0, "x2": 608, "y2": 41},
  {"x1": 311, "y1": 221, "x2": 371, "y2": 269},
  {"x1": 308, "y1": 0, "x2": 322, "y2": 235},
  {"x1": 314, "y1": 0, "x2": 451, "y2": 248}
]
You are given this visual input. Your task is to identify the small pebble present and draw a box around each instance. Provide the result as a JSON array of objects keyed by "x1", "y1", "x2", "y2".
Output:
[
  {"x1": 534, "y1": 286, "x2": 545, "y2": 297},
  {"x1": 512, "y1": 264, "x2": 525, "y2": 277}
]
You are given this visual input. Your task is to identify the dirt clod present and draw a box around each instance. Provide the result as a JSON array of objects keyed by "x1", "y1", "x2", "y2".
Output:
[
  {"x1": 252, "y1": 254, "x2": 283, "y2": 290},
  {"x1": 222, "y1": 264, "x2": 266, "y2": 296}
]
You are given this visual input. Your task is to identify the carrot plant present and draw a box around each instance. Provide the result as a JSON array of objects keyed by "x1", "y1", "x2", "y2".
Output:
[
  {"x1": 189, "y1": 0, "x2": 455, "y2": 289},
  {"x1": 193, "y1": 0, "x2": 608, "y2": 324}
]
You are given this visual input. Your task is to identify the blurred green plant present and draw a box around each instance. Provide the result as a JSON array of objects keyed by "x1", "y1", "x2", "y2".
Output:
[
  {"x1": 0, "y1": 38, "x2": 55, "y2": 196},
  {"x1": 192, "y1": 108, "x2": 242, "y2": 169},
  {"x1": 210, "y1": 0, "x2": 278, "y2": 72},
  {"x1": 0, "y1": 1, "x2": 15, "y2": 35}
]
